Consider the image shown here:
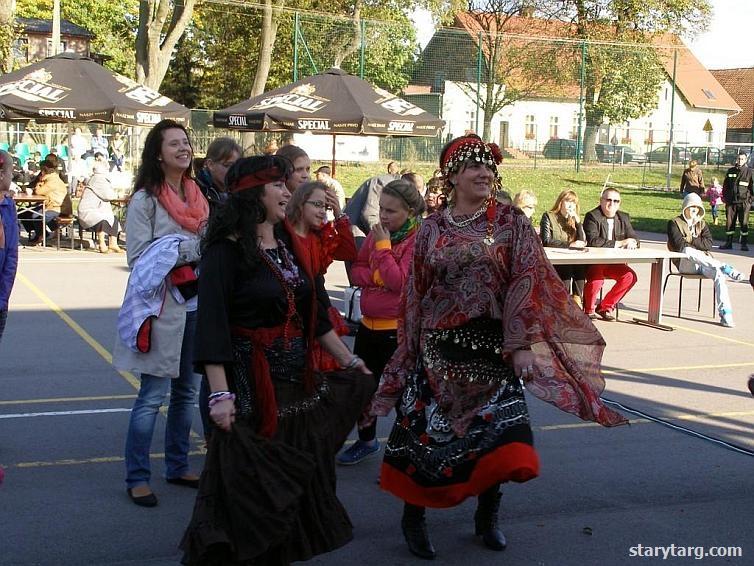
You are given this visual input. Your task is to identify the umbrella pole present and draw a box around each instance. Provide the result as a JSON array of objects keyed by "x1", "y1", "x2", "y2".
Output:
[{"x1": 331, "y1": 134, "x2": 336, "y2": 177}]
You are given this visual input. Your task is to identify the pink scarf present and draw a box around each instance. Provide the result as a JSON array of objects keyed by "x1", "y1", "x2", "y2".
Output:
[{"x1": 156, "y1": 177, "x2": 209, "y2": 234}]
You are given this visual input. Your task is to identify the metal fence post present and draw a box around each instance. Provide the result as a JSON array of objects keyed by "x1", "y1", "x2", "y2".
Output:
[
  {"x1": 666, "y1": 47, "x2": 678, "y2": 191},
  {"x1": 293, "y1": 12, "x2": 299, "y2": 81},
  {"x1": 359, "y1": 19, "x2": 366, "y2": 79},
  {"x1": 576, "y1": 40, "x2": 586, "y2": 174}
]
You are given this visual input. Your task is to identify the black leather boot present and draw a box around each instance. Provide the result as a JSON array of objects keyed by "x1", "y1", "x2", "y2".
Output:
[
  {"x1": 741, "y1": 234, "x2": 749, "y2": 251},
  {"x1": 721, "y1": 235, "x2": 734, "y2": 249},
  {"x1": 401, "y1": 503, "x2": 436, "y2": 560},
  {"x1": 474, "y1": 486, "x2": 507, "y2": 551}
]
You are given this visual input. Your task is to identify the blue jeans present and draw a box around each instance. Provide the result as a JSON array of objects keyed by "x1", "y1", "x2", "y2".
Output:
[
  {"x1": 124, "y1": 310, "x2": 199, "y2": 488},
  {"x1": 0, "y1": 308, "x2": 7, "y2": 344}
]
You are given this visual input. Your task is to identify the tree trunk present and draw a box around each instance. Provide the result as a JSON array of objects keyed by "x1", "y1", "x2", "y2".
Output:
[
  {"x1": 333, "y1": 0, "x2": 362, "y2": 68},
  {"x1": 0, "y1": 0, "x2": 15, "y2": 74},
  {"x1": 250, "y1": 0, "x2": 284, "y2": 97},
  {"x1": 135, "y1": 0, "x2": 196, "y2": 91}
]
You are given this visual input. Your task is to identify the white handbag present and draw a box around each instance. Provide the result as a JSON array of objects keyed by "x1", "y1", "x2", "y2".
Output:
[{"x1": 343, "y1": 286, "x2": 362, "y2": 324}]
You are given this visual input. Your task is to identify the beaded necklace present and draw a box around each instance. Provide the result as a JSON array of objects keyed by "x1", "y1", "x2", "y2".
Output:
[{"x1": 259, "y1": 240, "x2": 300, "y2": 346}]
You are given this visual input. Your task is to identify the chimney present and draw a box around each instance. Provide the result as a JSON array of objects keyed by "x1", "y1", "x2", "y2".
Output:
[{"x1": 521, "y1": 5, "x2": 535, "y2": 17}]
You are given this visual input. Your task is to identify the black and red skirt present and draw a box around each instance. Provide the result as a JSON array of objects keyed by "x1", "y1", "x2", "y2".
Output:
[{"x1": 380, "y1": 320, "x2": 540, "y2": 508}]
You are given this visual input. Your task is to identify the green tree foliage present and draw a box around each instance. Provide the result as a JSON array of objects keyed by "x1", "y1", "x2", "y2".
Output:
[
  {"x1": 554, "y1": 0, "x2": 712, "y2": 162},
  {"x1": 16, "y1": 0, "x2": 138, "y2": 77},
  {"x1": 161, "y1": 1, "x2": 458, "y2": 109}
]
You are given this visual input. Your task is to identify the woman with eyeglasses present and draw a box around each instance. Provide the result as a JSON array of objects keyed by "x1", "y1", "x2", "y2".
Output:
[
  {"x1": 540, "y1": 190, "x2": 587, "y2": 308},
  {"x1": 336, "y1": 179, "x2": 425, "y2": 466},
  {"x1": 286, "y1": 180, "x2": 357, "y2": 371},
  {"x1": 180, "y1": 155, "x2": 373, "y2": 565}
]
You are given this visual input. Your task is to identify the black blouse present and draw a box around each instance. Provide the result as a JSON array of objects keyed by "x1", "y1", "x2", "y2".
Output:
[{"x1": 194, "y1": 237, "x2": 333, "y2": 367}]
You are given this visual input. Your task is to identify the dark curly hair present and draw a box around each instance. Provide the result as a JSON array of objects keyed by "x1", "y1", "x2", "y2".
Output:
[
  {"x1": 133, "y1": 119, "x2": 193, "y2": 196},
  {"x1": 202, "y1": 155, "x2": 292, "y2": 269}
]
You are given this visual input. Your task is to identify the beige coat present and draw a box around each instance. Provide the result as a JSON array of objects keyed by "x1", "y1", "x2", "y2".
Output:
[{"x1": 112, "y1": 189, "x2": 203, "y2": 378}]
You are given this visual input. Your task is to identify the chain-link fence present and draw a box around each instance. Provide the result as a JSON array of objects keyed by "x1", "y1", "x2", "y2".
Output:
[{"x1": 1, "y1": 9, "x2": 743, "y2": 180}]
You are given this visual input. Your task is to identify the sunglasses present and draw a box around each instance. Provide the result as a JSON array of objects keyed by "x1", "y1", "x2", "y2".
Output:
[
  {"x1": 602, "y1": 198, "x2": 621, "y2": 204},
  {"x1": 306, "y1": 200, "x2": 331, "y2": 210}
]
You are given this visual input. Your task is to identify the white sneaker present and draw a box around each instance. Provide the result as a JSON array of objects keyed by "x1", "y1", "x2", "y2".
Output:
[{"x1": 721, "y1": 314, "x2": 735, "y2": 328}]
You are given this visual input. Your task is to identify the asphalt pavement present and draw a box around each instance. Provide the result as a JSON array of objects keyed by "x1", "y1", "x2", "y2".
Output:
[{"x1": 1, "y1": 231, "x2": 753, "y2": 566}]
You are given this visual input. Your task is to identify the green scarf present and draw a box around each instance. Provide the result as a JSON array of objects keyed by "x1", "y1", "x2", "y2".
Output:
[{"x1": 390, "y1": 216, "x2": 419, "y2": 244}]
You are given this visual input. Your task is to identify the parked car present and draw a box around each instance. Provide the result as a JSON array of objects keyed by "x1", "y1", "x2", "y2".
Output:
[
  {"x1": 542, "y1": 138, "x2": 582, "y2": 159},
  {"x1": 646, "y1": 145, "x2": 692, "y2": 164},
  {"x1": 689, "y1": 147, "x2": 738, "y2": 166},
  {"x1": 595, "y1": 143, "x2": 646, "y2": 164}
]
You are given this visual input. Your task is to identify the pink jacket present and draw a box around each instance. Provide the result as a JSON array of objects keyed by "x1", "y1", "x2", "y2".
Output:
[{"x1": 350, "y1": 229, "x2": 417, "y2": 322}]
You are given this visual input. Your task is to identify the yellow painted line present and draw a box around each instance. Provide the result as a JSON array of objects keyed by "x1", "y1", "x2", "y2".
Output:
[
  {"x1": 16, "y1": 273, "x2": 202, "y2": 440},
  {"x1": 672, "y1": 322, "x2": 754, "y2": 348},
  {"x1": 17, "y1": 273, "x2": 141, "y2": 389},
  {"x1": 603, "y1": 361, "x2": 754, "y2": 375},
  {"x1": 0, "y1": 394, "x2": 136, "y2": 406},
  {"x1": 536, "y1": 409, "x2": 754, "y2": 431},
  {"x1": 5, "y1": 450, "x2": 206, "y2": 469}
]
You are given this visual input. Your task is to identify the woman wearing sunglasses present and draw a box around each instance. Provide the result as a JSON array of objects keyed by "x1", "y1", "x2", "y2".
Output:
[{"x1": 286, "y1": 181, "x2": 357, "y2": 371}]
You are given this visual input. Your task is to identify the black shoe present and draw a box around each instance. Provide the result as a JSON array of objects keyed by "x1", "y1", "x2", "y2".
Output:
[
  {"x1": 402, "y1": 505, "x2": 436, "y2": 560},
  {"x1": 747, "y1": 376, "x2": 754, "y2": 397},
  {"x1": 166, "y1": 476, "x2": 200, "y2": 488},
  {"x1": 596, "y1": 308, "x2": 616, "y2": 322},
  {"x1": 720, "y1": 237, "x2": 734, "y2": 250},
  {"x1": 741, "y1": 244, "x2": 750, "y2": 251},
  {"x1": 127, "y1": 487, "x2": 158, "y2": 507},
  {"x1": 474, "y1": 490, "x2": 507, "y2": 551}
]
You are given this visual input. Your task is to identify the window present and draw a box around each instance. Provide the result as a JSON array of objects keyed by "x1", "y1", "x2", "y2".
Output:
[
  {"x1": 570, "y1": 113, "x2": 579, "y2": 139},
  {"x1": 524, "y1": 115, "x2": 536, "y2": 139},
  {"x1": 46, "y1": 39, "x2": 67, "y2": 57},
  {"x1": 549, "y1": 116, "x2": 559, "y2": 139}
]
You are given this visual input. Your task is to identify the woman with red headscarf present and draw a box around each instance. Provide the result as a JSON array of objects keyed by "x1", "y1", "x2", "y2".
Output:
[
  {"x1": 180, "y1": 155, "x2": 373, "y2": 566},
  {"x1": 367, "y1": 134, "x2": 626, "y2": 560}
]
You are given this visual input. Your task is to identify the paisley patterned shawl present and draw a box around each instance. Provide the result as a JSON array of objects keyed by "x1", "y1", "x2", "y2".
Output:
[{"x1": 369, "y1": 204, "x2": 627, "y2": 428}]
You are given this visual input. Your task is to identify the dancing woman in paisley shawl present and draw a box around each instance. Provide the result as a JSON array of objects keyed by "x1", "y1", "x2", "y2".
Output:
[{"x1": 367, "y1": 134, "x2": 627, "y2": 560}]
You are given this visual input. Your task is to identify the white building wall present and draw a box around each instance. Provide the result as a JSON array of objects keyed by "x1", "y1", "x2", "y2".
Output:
[{"x1": 440, "y1": 78, "x2": 731, "y2": 152}]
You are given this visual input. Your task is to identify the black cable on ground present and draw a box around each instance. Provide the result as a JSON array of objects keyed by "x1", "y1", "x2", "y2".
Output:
[{"x1": 602, "y1": 396, "x2": 754, "y2": 458}]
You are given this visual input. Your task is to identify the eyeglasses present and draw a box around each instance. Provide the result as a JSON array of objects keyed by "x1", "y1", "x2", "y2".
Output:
[
  {"x1": 306, "y1": 200, "x2": 330, "y2": 210},
  {"x1": 602, "y1": 198, "x2": 621, "y2": 204}
]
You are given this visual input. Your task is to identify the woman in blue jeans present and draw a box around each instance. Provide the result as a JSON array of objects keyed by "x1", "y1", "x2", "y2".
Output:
[{"x1": 113, "y1": 120, "x2": 209, "y2": 507}]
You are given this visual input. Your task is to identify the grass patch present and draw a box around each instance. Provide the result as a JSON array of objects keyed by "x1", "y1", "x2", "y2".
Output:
[{"x1": 324, "y1": 160, "x2": 738, "y2": 240}]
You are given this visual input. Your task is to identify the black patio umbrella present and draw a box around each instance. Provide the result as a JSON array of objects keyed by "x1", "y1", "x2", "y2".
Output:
[
  {"x1": 213, "y1": 68, "x2": 444, "y2": 172},
  {"x1": 0, "y1": 53, "x2": 189, "y2": 126}
]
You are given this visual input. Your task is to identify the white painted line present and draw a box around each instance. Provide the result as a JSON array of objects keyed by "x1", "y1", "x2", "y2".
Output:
[{"x1": 0, "y1": 408, "x2": 131, "y2": 419}]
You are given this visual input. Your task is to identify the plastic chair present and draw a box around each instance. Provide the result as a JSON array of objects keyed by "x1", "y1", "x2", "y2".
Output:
[
  {"x1": 0, "y1": 142, "x2": 8, "y2": 152},
  {"x1": 662, "y1": 262, "x2": 716, "y2": 319},
  {"x1": 14, "y1": 142, "x2": 29, "y2": 164},
  {"x1": 56, "y1": 144, "x2": 69, "y2": 159},
  {"x1": 36, "y1": 143, "x2": 50, "y2": 159}
]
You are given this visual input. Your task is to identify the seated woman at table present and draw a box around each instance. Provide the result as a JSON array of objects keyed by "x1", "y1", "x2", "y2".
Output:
[
  {"x1": 540, "y1": 190, "x2": 587, "y2": 308},
  {"x1": 19, "y1": 159, "x2": 67, "y2": 245},
  {"x1": 77, "y1": 162, "x2": 122, "y2": 254}
]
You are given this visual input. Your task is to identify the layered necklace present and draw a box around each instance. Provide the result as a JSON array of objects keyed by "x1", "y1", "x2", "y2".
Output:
[
  {"x1": 259, "y1": 240, "x2": 301, "y2": 346},
  {"x1": 445, "y1": 202, "x2": 487, "y2": 228},
  {"x1": 444, "y1": 200, "x2": 497, "y2": 246}
]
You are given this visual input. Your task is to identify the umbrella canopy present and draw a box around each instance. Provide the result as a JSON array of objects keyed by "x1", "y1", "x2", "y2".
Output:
[
  {"x1": 213, "y1": 68, "x2": 444, "y2": 137},
  {"x1": 0, "y1": 53, "x2": 190, "y2": 126}
]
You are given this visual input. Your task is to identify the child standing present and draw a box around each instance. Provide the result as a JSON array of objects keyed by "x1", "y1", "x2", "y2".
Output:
[{"x1": 705, "y1": 177, "x2": 723, "y2": 225}]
